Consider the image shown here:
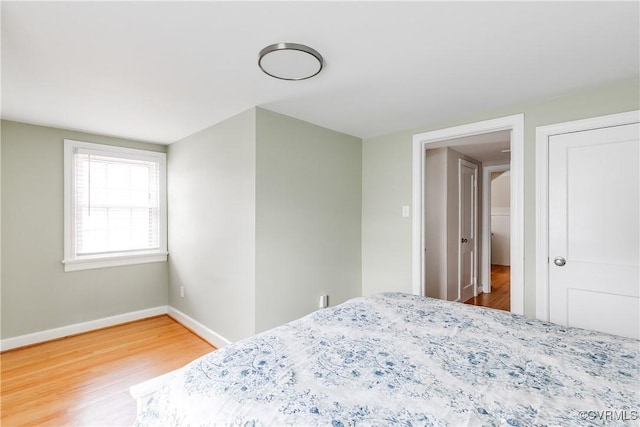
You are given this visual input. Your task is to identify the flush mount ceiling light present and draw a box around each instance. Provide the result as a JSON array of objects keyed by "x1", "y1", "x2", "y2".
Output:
[{"x1": 258, "y1": 43, "x2": 323, "y2": 81}]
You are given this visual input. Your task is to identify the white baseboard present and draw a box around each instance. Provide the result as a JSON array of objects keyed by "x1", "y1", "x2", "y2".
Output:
[
  {"x1": 0, "y1": 306, "x2": 168, "y2": 352},
  {"x1": 1, "y1": 305, "x2": 233, "y2": 352},
  {"x1": 167, "y1": 307, "x2": 232, "y2": 349}
]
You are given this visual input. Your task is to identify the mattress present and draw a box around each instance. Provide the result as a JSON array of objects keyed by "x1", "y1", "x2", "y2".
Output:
[{"x1": 135, "y1": 292, "x2": 639, "y2": 426}]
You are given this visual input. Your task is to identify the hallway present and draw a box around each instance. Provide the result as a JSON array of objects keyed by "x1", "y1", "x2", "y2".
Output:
[{"x1": 464, "y1": 265, "x2": 510, "y2": 311}]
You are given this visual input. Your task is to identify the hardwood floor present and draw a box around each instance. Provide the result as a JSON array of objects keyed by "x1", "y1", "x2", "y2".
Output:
[
  {"x1": 464, "y1": 265, "x2": 510, "y2": 312},
  {"x1": 1, "y1": 315, "x2": 215, "y2": 427}
]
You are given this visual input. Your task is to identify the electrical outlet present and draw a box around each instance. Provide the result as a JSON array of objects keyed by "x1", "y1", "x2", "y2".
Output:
[
  {"x1": 180, "y1": 286, "x2": 185, "y2": 298},
  {"x1": 318, "y1": 294, "x2": 328, "y2": 309}
]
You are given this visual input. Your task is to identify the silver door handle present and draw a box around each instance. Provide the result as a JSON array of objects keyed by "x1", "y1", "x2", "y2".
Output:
[{"x1": 553, "y1": 256, "x2": 566, "y2": 267}]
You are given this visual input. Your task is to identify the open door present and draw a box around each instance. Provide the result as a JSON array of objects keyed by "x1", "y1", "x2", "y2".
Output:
[{"x1": 459, "y1": 159, "x2": 478, "y2": 302}]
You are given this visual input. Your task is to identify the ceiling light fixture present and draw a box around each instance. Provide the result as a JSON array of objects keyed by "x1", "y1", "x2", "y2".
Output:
[{"x1": 258, "y1": 42, "x2": 323, "y2": 81}]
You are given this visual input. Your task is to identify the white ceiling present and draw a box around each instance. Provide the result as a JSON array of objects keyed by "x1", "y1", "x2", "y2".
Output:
[{"x1": 2, "y1": 1, "x2": 638, "y2": 144}]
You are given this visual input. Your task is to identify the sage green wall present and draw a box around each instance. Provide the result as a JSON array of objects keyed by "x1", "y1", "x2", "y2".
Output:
[
  {"x1": 362, "y1": 78, "x2": 640, "y2": 317},
  {"x1": 255, "y1": 108, "x2": 362, "y2": 333},
  {"x1": 167, "y1": 109, "x2": 256, "y2": 342},
  {"x1": 1, "y1": 120, "x2": 168, "y2": 339},
  {"x1": 167, "y1": 108, "x2": 361, "y2": 339}
]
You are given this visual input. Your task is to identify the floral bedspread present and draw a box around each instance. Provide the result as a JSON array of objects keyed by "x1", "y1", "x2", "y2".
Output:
[{"x1": 135, "y1": 293, "x2": 639, "y2": 426}]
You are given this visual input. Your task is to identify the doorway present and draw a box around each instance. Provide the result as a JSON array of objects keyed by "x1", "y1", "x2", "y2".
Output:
[
  {"x1": 412, "y1": 114, "x2": 524, "y2": 315},
  {"x1": 422, "y1": 142, "x2": 510, "y2": 310},
  {"x1": 466, "y1": 166, "x2": 511, "y2": 311},
  {"x1": 422, "y1": 148, "x2": 482, "y2": 302}
]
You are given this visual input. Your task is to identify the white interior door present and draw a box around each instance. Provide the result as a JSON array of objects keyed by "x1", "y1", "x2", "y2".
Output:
[
  {"x1": 548, "y1": 123, "x2": 639, "y2": 339},
  {"x1": 459, "y1": 160, "x2": 477, "y2": 302}
]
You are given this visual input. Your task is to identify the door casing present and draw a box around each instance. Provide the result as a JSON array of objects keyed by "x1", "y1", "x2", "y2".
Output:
[{"x1": 412, "y1": 114, "x2": 525, "y2": 315}]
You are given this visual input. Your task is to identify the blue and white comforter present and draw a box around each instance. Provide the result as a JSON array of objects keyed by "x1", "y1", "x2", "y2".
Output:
[{"x1": 135, "y1": 293, "x2": 640, "y2": 426}]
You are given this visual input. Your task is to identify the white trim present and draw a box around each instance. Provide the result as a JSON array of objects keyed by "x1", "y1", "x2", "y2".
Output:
[
  {"x1": 412, "y1": 138, "x2": 425, "y2": 296},
  {"x1": 62, "y1": 252, "x2": 168, "y2": 272},
  {"x1": 534, "y1": 110, "x2": 640, "y2": 321},
  {"x1": 1, "y1": 305, "x2": 235, "y2": 352},
  {"x1": 481, "y1": 163, "x2": 510, "y2": 293},
  {"x1": 0, "y1": 306, "x2": 168, "y2": 351},
  {"x1": 63, "y1": 139, "x2": 168, "y2": 272},
  {"x1": 168, "y1": 307, "x2": 232, "y2": 349},
  {"x1": 412, "y1": 114, "x2": 525, "y2": 315}
]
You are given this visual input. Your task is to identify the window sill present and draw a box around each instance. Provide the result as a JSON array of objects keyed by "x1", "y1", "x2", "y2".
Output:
[{"x1": 63, "y1": 252, "x2": 168, "y2": 272}]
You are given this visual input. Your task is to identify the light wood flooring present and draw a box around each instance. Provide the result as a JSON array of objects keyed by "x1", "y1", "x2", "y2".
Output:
[
  {"x1": 1, "y1": 315, "x2": 215, "y2": 427},
  {"x1": 464, "y1": 264, "x2": 511, "y2": 312}
]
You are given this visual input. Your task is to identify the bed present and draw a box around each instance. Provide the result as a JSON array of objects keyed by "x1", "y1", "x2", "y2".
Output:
[{"x1": 134, "y1": 293, "x2": 639, "y2": 426}]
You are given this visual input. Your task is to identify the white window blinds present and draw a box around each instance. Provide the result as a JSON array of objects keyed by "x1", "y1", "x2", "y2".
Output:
[
  {"x1": 64, "y1": 140, "x2": 167, "y2": 271},
  {"x1": 74, "y1": 149, "x2": 161, "y2": 255}
]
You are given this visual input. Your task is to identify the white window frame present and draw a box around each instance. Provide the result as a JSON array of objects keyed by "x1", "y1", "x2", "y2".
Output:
[{"x1": 63, "y1": 139, "x2": 168, "y2": 272}]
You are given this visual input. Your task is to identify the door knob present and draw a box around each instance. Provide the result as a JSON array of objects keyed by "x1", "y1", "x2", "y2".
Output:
[{"x1": 553, "y1": 256, "x2": 566, "y2": 267}]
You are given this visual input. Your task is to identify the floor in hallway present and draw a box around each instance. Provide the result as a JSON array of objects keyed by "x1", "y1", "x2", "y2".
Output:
[{"x1": 464, "y1": 264, "x2": 510, "y2": 312}]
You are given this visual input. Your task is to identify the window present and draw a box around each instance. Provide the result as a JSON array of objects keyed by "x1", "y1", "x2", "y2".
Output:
[{"x1": 63, "y1": 139, "x2": 167, "y2": 271}]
